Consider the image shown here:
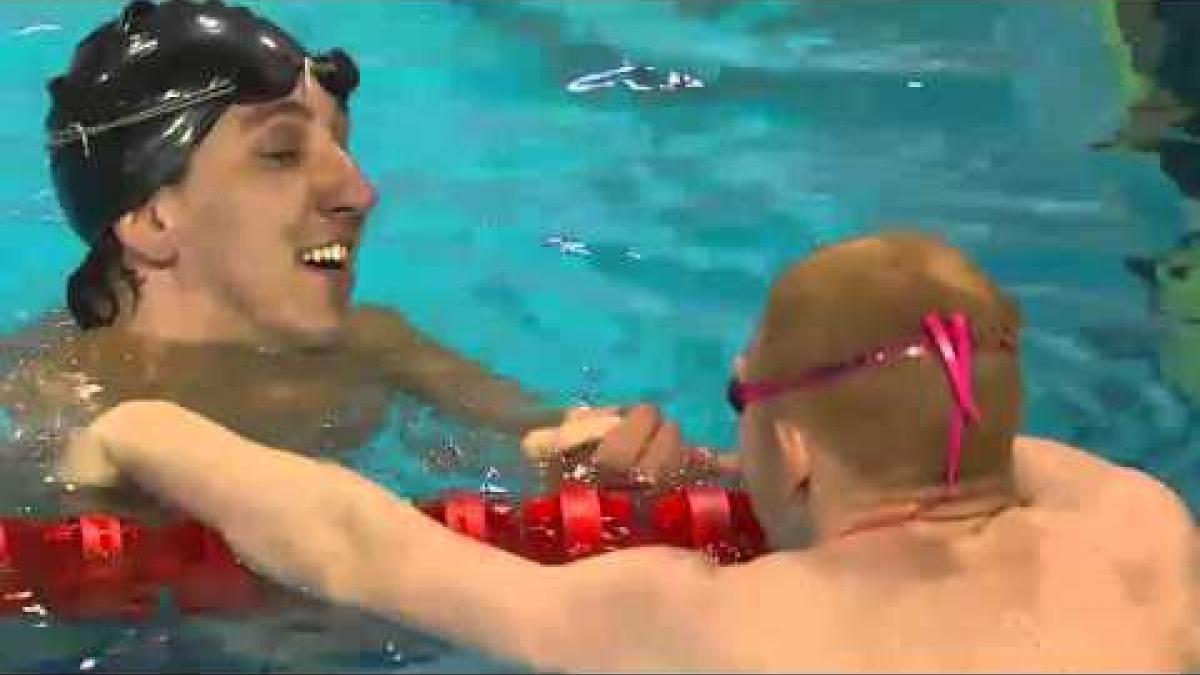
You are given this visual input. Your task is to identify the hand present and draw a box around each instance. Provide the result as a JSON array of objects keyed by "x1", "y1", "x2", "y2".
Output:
[
  {"x1": 56, "y1": 400, "x2": 187, "y2": 492},
  {"x1": 521, "y1": 406, "x2": 626, "y2": 459},
  {"x1": 59, "y1": 418, "x2": 121, "y2": 490},
  {"x1": 522, "y1": 404, "x2": 740, "y2": 487},
  {"x1": 586, "y1": 404, "x2": 688, "y2": 486}
]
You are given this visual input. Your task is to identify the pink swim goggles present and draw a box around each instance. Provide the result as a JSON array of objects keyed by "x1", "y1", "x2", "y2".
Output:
[{"x1": 727, "y1": 312, "x2": 1015, "y2": 486}]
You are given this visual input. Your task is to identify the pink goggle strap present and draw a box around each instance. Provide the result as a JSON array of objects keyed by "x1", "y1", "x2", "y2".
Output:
[{"x1": 921, "y1": 312, "x2": 982, "y2": 486}]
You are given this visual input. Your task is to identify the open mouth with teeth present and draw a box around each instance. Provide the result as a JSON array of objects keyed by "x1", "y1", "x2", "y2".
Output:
[{"x1": 298, "y1": 242, "x2": 352, "y2": 271}]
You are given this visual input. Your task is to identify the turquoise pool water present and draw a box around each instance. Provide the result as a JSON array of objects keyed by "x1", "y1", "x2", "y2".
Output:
[{"x1": 0, "y1": 0, "x2": 1195, "y2": 671}]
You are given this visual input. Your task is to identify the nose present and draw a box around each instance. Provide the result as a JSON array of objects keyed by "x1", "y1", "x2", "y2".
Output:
[{"x1": 317, "y1": 144, "x2": 378, "y2": 225}]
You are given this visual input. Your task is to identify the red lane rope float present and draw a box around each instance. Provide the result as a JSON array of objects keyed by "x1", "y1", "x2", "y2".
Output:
[
  {"x1": 157, "y1": 521, "x2": 262, "y2": 614},
  {"x1": 0, "y1": 482, "x2": 767, "y2": 620},
  {"x1": 0, "y1": 519, "x2": 33, "y2": 615},
  {"x1": 31, "y1": 515, "x2": 157, "y2": 620},
  {"x1": 650, "y1": 487, "x2": 764, "y2": 565}
]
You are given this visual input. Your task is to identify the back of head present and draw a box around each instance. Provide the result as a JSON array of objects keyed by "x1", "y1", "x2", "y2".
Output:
[
  {"x1": 45, "y1": 0, "x2": 359, "y2": 328},
  {"x1": 746, "y1": 231, "x2": 1022, "y2": 492}
]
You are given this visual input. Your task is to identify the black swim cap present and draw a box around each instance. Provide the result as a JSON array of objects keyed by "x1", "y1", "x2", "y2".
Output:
[{"x1": 46, "y1": 0, "x2": 360, "y2": 244}]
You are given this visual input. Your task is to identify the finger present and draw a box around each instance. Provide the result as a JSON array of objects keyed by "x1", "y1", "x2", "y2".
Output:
[
  {"x1": 556, "y1": 413, "x2": 624, "y2": 451},
  {"x1": 591, "y1": 404, "x2": 661, "y2": 473},
  {"x1": 59, "y1": 429, "x2": 120, "y2": 488},
  {"x1": 563, "y1": 405, "x2": 621, "y2": 423},
  {"x1": 633, "y1": 420, "x2": 686, "y2": 483},
  {"x1": 714, "y1": 451, "x2": 742, "y2": 476},
  {"x1": 520, "y1": 412, "x2": 624, "y2": 460},
  {"x1": 521, "y1": 428, "x2": 564, "y2": 459},
  {"x1": 702, "y1": 450, "x2": 742, "y2": 477}
]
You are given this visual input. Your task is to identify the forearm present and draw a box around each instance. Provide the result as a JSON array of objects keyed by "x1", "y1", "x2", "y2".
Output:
[
  {"x1": 379, "y1": 318, "x2": 562, "y2": 435},
  {"x1": 412, "y1": 364, "x2": 564, "y2": 438},
  {"x1": 92, "y1": 403, "x2": 717, "y2": 671},
  {"x1": 88, "y1": 401, "x2": 353, "y2": 589},
  {"x1": 90, "y1": 402, "x2": 566, "y2": 663},
  {"x1": 411, "y1": 345, "x2": 571, "y2": 437}
]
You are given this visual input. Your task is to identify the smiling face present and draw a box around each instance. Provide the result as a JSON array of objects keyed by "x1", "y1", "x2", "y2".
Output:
[{"x1": 150, "y1": 76, "x2": 377, "y2": 347}]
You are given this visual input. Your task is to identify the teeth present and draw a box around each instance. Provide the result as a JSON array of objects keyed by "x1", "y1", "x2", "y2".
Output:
[{"x1": 300, "y1": 243, "x2": 350, "y2": 265}]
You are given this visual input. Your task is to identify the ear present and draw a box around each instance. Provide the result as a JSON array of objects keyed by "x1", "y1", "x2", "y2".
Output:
[
  {"x1": 113, "y1": 198, "x2": 178, "y2": 267},
  {"x1": 1124, "y1": 256, "x2": 1158, "y2": 287},
  {"x1": 771, "y1": 420, "x2": 813, "y2": 490}
]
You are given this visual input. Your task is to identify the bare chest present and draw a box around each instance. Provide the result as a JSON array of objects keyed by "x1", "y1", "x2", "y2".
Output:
[{"x1": 43, "y1": 348, "x2": 397, "y2": 457}]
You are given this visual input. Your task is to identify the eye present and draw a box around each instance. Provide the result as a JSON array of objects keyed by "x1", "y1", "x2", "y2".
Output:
[
  {"x1": 254, "y1": 123, "x2": 307, "y2": 168},
  {"x1": 1168, "y1": 264, "x2": 1191, "y2": 281},
  {"x1": 258, "y1": 147, "x2": 302, "y2": 167}
]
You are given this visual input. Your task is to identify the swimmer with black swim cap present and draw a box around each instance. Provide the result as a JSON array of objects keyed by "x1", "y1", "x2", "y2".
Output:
[
  {"x1": 48, "y1": 0, "x2": 358, "y2": 231},
  {"x1": 9, "y1": 0, "x2": 695, "y2": 518},
  {"x1": 46, "y1": 0, "x2": 364, "y2": 335}
]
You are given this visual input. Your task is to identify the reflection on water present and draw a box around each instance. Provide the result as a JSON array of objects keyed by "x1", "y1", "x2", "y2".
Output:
[{"x1": 566, "y1": 62, "x2": 705, "y2": 93}]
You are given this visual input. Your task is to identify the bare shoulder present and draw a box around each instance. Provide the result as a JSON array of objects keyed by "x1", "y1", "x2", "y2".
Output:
[
  {"x1": 1066, "y1": 443, "x2": 1195, "y2": 533},
  {"x1": 1026, "y1": 437, "x2": 1195, "y2": 566},
  {"x1": 1015, "y1": 436, "x2": 1193, "y2": 586},
  {"x1": 1101, "y1": 468, "x2": 1194, "y2": 569},
  {"x1": 345, "y1": 305, "x2": 441, "y2": 358},
  {"x1": 0, "y1": 315, "x2": 106, "y2": 504},
  {"x1": 1013, "y1": 435, "x2": 1118, "y2": 479},
  {"x1": 0, "y1": 318, "x2": 97, "y2": 413},
  {"x1": 346, "y1": 304, "x2": 405, "y2": 330},
  {"x1": 347, "y1": 305, "x2": 419, "y2": 341},
  {"x1": 1014, "y1": 435, "x2": 1188, "y2": 516}
]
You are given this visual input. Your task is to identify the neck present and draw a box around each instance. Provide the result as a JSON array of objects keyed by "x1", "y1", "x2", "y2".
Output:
[
  {"x1": 116, "y1": 276, "x2": 282, "y2": 348},
  {"x1": 810, "y1": 475, "x2": 1020, "y2": 543}
]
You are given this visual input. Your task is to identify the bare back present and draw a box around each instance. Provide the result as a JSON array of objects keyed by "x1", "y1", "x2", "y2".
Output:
[{"x1": 705, "y1": 463, "x2": 1193, "y2": 672}]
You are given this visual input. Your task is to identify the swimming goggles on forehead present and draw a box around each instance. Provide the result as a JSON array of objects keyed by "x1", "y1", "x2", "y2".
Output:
[
  {"x1": 727, "y1": 312, "x2": 1017, "y2": 486},
  {"x1": 46, "y1": 0, "x2": 358, "y2": 157},
  {"x1": 46, "y1": 50, "x2": 355, "y2": 157}
]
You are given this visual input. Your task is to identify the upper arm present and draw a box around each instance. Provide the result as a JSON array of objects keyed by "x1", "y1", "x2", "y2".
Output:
[
  {"x1": 79, "y1": 401, "x2": 743, "y2": 671},
  {"x1": 526, "y1": 550, "x2": 821, "y2": 672},
  {"x1": 531, "y1": 548, "x2": 736, "y2": 671},
  {"x1": 338, "y1": 500, "x2": 737, "y2": 673}
]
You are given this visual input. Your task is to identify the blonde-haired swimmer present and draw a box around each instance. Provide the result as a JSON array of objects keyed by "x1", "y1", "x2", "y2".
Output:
[{"x1": 63, "y1": 232, "x2": 1197, "y2": 673}]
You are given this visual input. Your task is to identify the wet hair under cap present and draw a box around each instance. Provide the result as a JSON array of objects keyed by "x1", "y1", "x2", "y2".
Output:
[{"x1": 45, "y1": 0, "x2": 360, "y2": 328}]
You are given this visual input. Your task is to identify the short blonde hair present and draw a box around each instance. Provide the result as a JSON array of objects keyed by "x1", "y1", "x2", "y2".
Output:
[{"x1": 746, "y1": 231, "x2": 1022, "y2": 491}]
